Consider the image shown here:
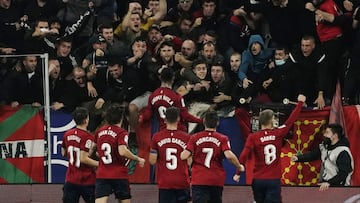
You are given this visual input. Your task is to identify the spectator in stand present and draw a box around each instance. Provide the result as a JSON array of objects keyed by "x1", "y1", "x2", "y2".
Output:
[
  {"x1": 181, "y1": 111, "x2": 244, "y2": 203},
  {"x1": 234, "y1": 94, "x2": 306, "y2": 203},
  {"x1": 305, "y1": 0, "x2": 348, "y2": 100},
  {"x1": 262, "y1": 46, "x2": 298, "y2": 103},
  {"x1": 94, "y1": 103, "x2": 145, "y2": 203},
  {"x1": 52, "y1": 67, "x2": 92, "y2": 112},
  {"x1": 343, "y1": 6, "x2": 360, "y2": 105},
  {"x1": 238, "y1": 34, "x2": 274, "y2": 103},
  {"x1": 155, "y1": 41, "x2": 183, "y2": 83},
  {"x1": 61, "y1": 107, "x2": 98, "y2": 203},
  {"x1": 164, "y1": 0, "x2": 198, "y2": 23},
  {"x1": 208, "y1": 62, "x2": 234, "y2": 115},
  {"x1": 140, "y1": 67, "x2": 203, "y2": 132},
  {"x1": 198, "y1": 41, "x2": 224, "y2": 68},
  {"x1": 191, "y1": 0, "x2": 220, "y2": 39},
  {"x1": 126, "y1": 37, "x2": 159, "y2": 143},
  {"x1": 47, "y1": 57, "x2": 64, "y2": 104},
  {"x1": 1, "y1": 56, "x2": 43, "y2": 108},
  {"x1": 0, "y1": 0, "x2": 28, "y2": 52},
  {"x1": 149, "y1": 107, "x2": 192, "y2": 203},
  {"x1": 98, "y1": 23, "x2": 126, "y2": 58},
  {"x1": 291, "y1": 123, "x2": 354, "y2": 191},
  {"x1": 54, "y1": 38, "x2": 78, "y2": 80},
  {"x1": 288, "y1": 35, "x2": 328, "y2": 109},
  {"x1": 24, "y1": 18, "x2": 59, "y2": 55},
  {"x1": 23, "y1": 0, "x2": 60, "y2": 24},
  {"x1": 114, "y1": 0, "x2": 167, "y2": 46},
  {"x1": 162, "y1": 13, "x2": 194, "y2": 40}
]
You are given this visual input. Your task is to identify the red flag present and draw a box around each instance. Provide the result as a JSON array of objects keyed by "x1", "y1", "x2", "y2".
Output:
[{"x1": 329, "y1": 80, "x2": 347, "y2": 135}]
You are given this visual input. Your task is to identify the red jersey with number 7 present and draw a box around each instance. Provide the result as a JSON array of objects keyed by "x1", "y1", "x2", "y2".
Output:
[
  {"x1": 95, "y1": 124, "x2": 129, "y2": 179},
  {"x1": 62, "y1": 128, "x2": 96, "y2": 185},
  {"x1": 141, "y1": 87, "x2": 202, "y2": 131},
  {"x1": 239, "y1": 101, "x2": 304, "y2": 179},
  {"x1": 185, "y1": 130, "x2": 231, "y2": 186},
  {"x1": 151, "y1": 129, "x2": 191, "y2": 189}
]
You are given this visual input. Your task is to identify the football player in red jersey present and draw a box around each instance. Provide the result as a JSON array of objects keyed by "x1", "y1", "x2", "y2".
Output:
[
  {"x1": 233, "y1": 94, "x2": 306, "y2": 203},
  {"x1": 149, "y1": 107, "x2": 192, "y2": 203},
  {"x1": 140, "y1": 67, "x2": 202, "y2": 132},
  {"x1": 94, "y1": 103, "x2": 145, "y2": 203},
  {"x1": 181, "y1": 111, "x2": 244, "y2": 203},
  {"x1": 62, "y1": 107, "x2": 98, "y2": 203}
]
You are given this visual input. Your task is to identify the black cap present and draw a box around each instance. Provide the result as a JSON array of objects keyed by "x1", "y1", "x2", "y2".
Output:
[{"x1": 90, "y1": 34, "x2": 106, "y2": 44}]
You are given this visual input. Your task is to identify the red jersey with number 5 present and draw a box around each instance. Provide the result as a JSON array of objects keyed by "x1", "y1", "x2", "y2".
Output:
[
  {"x1": 185, "y1": 130, "x2": 231, "y2": 186},
  {"x1": 142, "y1": 87, "x2": 202, "y2": 131},
  {"x1": 239, "y1": 101, "x2": 303, "y2": 179},
  {"x1": 62, "y1": 128, "x2": 96, "y2": 185},
  {"x1": 95, "y1": 125, "x2": 129, "y2": 179},
  {"x1": 151, "y1": 129, "x2": 191, "y2": 189}
]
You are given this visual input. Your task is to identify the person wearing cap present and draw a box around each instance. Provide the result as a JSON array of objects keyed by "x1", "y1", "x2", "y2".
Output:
[{"x1": 291, "y1": 123, "x2": 354, "y2": 191}]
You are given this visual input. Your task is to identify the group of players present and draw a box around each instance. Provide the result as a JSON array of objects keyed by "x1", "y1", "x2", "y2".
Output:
[{"x1": 61, "y1": 67, "x2": 308, "y2": 203}]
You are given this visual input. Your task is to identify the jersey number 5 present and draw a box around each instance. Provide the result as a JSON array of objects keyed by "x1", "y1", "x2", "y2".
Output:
[{"x1": 166, "y1": 148, "x2": 177, "y2": 170}]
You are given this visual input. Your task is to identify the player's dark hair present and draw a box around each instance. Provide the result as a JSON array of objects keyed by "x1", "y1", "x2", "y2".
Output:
[
  {"x1": 259, "y1": 109, "x2": 274, "y2": 126},
  {"x1": 72, "y1": 107, "x2": 89, "y2": 125},
  {"x1": 327, "y1": 123, "x2": 344, "y2": 139},
  {"x1": 105, "y1": 103, "x2": 126, "y2": 125},
  {"x1": 160, "y1": 67, "x2": 174, "y2": 83},
  {"x1": 204, "y1": 111, "x2": 218, "y2": 128},
  {"x1": 165, "y1": 107, "x2": 180, "y2": 123}
]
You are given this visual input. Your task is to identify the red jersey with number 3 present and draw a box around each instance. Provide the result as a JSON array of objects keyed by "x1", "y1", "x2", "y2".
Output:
[
  {"x1": 142, "y1": 87, "x2": 202, "y2": 131},
  {"x1": 239, "y1": 101, "x2": 304, "y2": 179},
  {"x1": 151, "y1": 129, "x2": 191, "y2": 189},
  {"x1": 62, "y1": 128, "x2": 96, "y2": 185},
  {"x1": 95, "y1": 124, "x2": 129, "y2": 179},
  {"x1": 185, "y1": 130, "x2": 231, "y2": 186}
]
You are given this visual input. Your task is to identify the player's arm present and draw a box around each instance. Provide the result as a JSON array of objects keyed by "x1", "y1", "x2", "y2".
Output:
[
  {"x1": 119, "y1": 145, "x2": 145, "y2": 167},
  {"x1": 61, "y1": 147, "x2": 66, "y2": 157},
  {"x1": 224, "y1": 150, "x2": 245, "y2": 172},
  {"x1": 180, "y1": 149, "x2": 191, "y2": 160},
  {"x1": 80, "y1": 150, "x2": 98, "y2": 167},
  {"x1": 149, "y1": 149, "x2": 158, "y2": 165}
]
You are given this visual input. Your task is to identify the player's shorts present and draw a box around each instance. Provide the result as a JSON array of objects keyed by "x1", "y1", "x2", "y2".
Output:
[
  {"x1": 191, "y1": 185, "x2": 223, "y2": 203},
  {"x1": 252, "y1": 179, "x2": 281, "y2": 203},
  {"x1": 130, "y1": 91, "x2": 151, "y2": 109},
  {"x1": 159, "y1": 188, "x2": 191, "y2": 203},
  {"x1": 63, "y1": 182, "x2": 95, "y2": 203},
  {"x1": 95, "y1": 179, "x2": 131, "y2": 200}
]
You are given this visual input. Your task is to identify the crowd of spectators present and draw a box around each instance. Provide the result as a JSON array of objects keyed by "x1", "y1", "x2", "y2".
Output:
[{"x1": 0, "y1": 0, "x2": 360, "y2": 132}]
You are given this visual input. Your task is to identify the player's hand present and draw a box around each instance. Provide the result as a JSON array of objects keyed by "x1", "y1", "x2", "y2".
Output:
[
  {"x1": 233, "y1": 174, "x2": 241, "y2": 182},
  {"x1": 318, "y1": 182, "x2": 330, "y2": 191},
  {"x1": 291, "y1": 155, "x2": 298, "y2": 162},
  {"x1": 137, "y1": 157, "x2": 145, "y2": 167},
  {"x1": 297, "y1": 94, "x2": 306, "y2": 103},
  {"x1": 314, "y1": 94, "x2": 325, "y2": 109}
]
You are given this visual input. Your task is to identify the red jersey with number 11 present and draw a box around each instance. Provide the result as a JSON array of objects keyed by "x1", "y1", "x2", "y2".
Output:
[{"x1": 62, "y1": 128, "x2": 96, "y2": 185}]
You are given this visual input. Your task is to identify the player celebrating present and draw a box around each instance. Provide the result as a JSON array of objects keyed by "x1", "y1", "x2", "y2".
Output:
[
  {"x1": 62, "y1": 107, "x2": 98, "y2": 203},
  {"x1": 149, "y1": 107, "x2": 192, "y2": 203},
  {"x1": 94, "y1": 103, "x2": 145, "y2": 203},
  {"x1": 181, "y1": 111, "x2": 244, "y2": 203},
  {"x1": 233, "y1": 94, "x2": 306, "y2": 203},
  {"x1": 140, "y1": 67, "x2": 202, "y2": 132}
]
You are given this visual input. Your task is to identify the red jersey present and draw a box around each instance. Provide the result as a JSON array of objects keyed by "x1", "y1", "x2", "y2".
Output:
[
  {"x1": 62, "y1": 128, "x2": 96, "y2": 185},
  {"x1": 142, "y1": 87, "x2": 202, "y2": 131},
  {"x1": 239, "y1": 101, "x2": 303, "y2": 179},
  {"x1": 317, "y1": 0, "x2": 342, "y2": 42},
  {"x1": 95, "y1": 124, "x2": 129, "y2": 179},
  {"x1": 185, "y1": 130, "x2": 231, "y2": 186},
  {"x1": 151, "y1": 129, "x2": 191, "y2": 189}
]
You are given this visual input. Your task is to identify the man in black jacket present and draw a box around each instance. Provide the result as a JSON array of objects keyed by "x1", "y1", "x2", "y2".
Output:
[{"x1": 291, "y1": 123, "x2": 354, "y2": 191}]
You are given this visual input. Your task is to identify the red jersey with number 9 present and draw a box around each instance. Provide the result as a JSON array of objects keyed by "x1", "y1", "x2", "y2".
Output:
[
  {"x1": 62, "y1": 128, "x2": 96, "y2": 185},
  {"x1": 95, "y1": 124, "x2": 129, "y2": 179},
  {"x1": 185, "y1": 130, "x2": 231, "y2": 186},
  {"x1": 142, "y1": 87, "x2": 202, "y2": 131}
]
